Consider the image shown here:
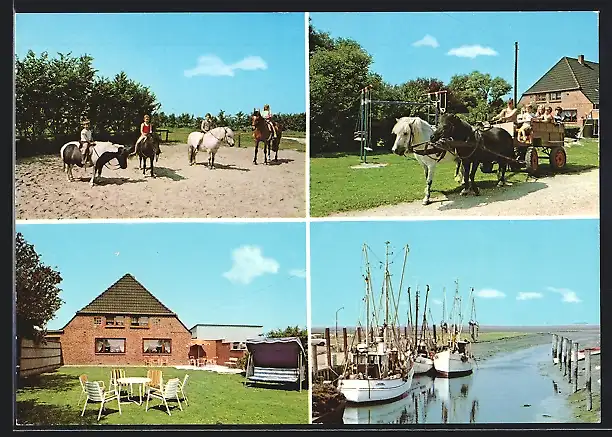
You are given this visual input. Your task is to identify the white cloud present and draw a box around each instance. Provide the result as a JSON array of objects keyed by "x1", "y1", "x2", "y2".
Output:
[
  {"x1": 547, "y1": 287, "x2": 582, "y2": 303},
  {"x1": 184, "y1": 55, "x2": 267, "y2": 77},
  {"x1": 432, "y1": 299, "x2": 443, "y2": 305},
  {"x1": 517, "y1": 292, "x2": 543, "y2": 301},
  {"x1": 447, "y1": 45, "x2": 498, "y2": 59},
  {"x1": 476, "y1": 289, "x2": 506, "y2": 299},
  {"x1": 289, "y1": 268, "x2": 306, "y2": 279},
  {"x1": 412, "y1": 34, "x2": 439, "y2": 48},
  {"x1": 223, "y1": 246, "x2": 279, "y2": 285}
]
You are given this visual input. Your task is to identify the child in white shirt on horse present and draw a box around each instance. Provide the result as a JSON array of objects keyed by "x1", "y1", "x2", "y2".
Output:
[
  {"x1": 80, "y1": 119, "x2": 94, "y2": 165},
  {"x1": 261, "y1": 104, "x2": 277, "y2": 140}
]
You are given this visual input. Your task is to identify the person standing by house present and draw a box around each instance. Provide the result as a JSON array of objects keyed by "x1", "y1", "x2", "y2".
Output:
[
  {"x1": 553, "y1": 106, "x2": 564, "y2": 123},
  {"x1": 491, "y1": 99, "x2": 518, "y2": 123},
  {"x1": 79, "y1": 119, "x2": 95, "y2": 166}
]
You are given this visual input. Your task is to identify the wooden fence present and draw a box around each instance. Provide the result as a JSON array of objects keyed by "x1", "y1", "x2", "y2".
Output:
[
  {"x1": 18, "y1": 338, "x2": 63, "y2": 378},
  {"x1": 550, "y1": 333, "x2": 597, "y2": 411}
]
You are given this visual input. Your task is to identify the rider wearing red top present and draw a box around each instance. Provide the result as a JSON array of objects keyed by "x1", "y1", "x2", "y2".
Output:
[{"x1": 134, "y1": 114, "x2": 161, "y2": 157}]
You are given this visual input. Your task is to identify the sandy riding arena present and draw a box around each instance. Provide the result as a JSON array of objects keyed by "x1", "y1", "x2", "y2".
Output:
[
  {"x1": 331, "y1": 169, "x2": 599, "y2": 218},
  {"x1": 16, "y1": 144, "x2": 306, "y2": 219}
]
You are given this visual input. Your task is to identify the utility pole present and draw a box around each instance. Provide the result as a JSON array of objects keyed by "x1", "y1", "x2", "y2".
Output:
[{"x1": 514, "y1": 42, "x2": 519, "y2": 106}]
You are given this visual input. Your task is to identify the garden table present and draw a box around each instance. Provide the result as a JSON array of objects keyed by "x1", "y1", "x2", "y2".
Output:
[{"x1": 117, "y1": 377, "x2": 151, "y2": 406}]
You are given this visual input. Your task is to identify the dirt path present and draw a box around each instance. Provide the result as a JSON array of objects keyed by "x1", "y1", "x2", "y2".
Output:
[
  {"x1": 331, "y1": 169, "x2": 599, "y2": 217},
  {"x1": 16, "y1": 143, "x2": 306, "y2": 220}
]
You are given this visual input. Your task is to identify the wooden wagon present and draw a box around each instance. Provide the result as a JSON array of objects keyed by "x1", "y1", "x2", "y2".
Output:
[{"x1": 493, "y1": 121, "x2": 567, "y2": 174}]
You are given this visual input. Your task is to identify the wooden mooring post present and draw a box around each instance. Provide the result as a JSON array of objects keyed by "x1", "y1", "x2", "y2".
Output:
[
  {"x1": 563, "y1": 337, "x2": 569, "y2": 377},
  {"x1": 324, "y1": 328, "x2": 332, "y2": 369},
  {"x1": 573, "y1": 342, "x2": 579, "y2": 393},
  {"x1": 585, "y1": 350, "x2": 592, "y2": 411},
  {"x1": 357, "y1": 327, "x2": 362, "y2": 343},
  {"x1": 567, "y1": 338, "x2": 573, "y2": 383},
  {"x1": 311, "y1": 343, "x2": 319, "y2": 380},
  {"x1": 558, "y1": 337, "x2": 564, "y2": 371},
  {"x1": 555, "y1": 335, "x2": 561, "y2": 364},
  {"x1": 551, "y1": 334, "x2": 558, "y2": 362},
  {"x1": 343, "y1": 327, "x2": 348, "y2": 362}
]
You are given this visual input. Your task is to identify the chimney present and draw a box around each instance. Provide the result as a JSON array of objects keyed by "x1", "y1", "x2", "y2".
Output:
[{"x1": 578, "y1": 54, "x2": 585, "y2": 65}]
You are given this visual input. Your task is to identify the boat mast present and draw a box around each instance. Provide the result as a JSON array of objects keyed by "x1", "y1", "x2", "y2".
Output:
[
  {"x1": 441, "y1": 287, "x2": 447, "y2": 345},
  {"x1": 414, "y1": 286, "x2": 419, "y2": 352},
  {"x1": 384, "y1": 242, "x2": 390, "y2": 341},
  {"x1": 420, "y1": 285, "x2": 430, "y2": 346},
  {"x1": 363, "y1": 244, "x2": 370, "y2": 349}
]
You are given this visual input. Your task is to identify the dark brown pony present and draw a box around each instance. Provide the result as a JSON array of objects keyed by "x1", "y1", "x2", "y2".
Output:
[{"x1": 251, "y1": 110, "x2": 283, "y2": 164}]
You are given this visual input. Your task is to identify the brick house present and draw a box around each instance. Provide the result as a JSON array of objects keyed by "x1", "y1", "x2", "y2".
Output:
[
  {"x1": 189, "y1": 324, "x2": 264, "y2": 366},
  {"x1": 519, "y1": 54, "x2": 599, "y2": 125},
  {"x1": 47, "y1": 273, "x2": 192, "y2": 366}
]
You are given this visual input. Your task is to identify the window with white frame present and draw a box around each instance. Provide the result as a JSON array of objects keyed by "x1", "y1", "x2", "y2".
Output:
[
  {"x1": 105, "y1": 315, "x2": 125, "y2": 326},
  {"x1": 131, "y1": 316, "x2": 149, "y2": 328},
  {"x1": 93, "y1": 316, "x2": 102, "y2": 326},
  {"x1": 230, "y1": 342, "x2": 247, "y2": 351},
  {"x1": 143, "y1": 339, "x2": 171, "y2": 354},
  {"x1": 535, "y1": 93, "x2": 547, "y2": 102},
  {"x1": 549, "y1": 92, "x2": 562, "y2": 101},
  {"x1": 95, "y1": 338, "x2": 126, "y2": 353}
]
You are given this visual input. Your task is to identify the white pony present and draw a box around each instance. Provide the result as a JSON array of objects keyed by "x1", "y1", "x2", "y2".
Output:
[
  {"x1": 391, "y1": 116, "x2": 464, "y2": 205},
  {"x1": 187, "y1": 127, "x2": 235, "y2": 169}
]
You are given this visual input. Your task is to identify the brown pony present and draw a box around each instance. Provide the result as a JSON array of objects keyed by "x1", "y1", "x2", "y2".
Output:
[{"x1": 251, "y1": 110, "x2": 283, "y2": 164}]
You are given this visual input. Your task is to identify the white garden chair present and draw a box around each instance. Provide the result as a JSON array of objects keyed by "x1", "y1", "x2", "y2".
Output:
[
  {"x1": 178, "y1": 374, "x2": 189, "y2": 405},
  {"x1": 77, "y1": 374, "x2": 105, "y2": 406},
  {"x1": 145, "y1": 377, "x2": 182, "y2": 416},
  {"x1": 81, "y1": 381, "x2": 122, "y2": 421}
]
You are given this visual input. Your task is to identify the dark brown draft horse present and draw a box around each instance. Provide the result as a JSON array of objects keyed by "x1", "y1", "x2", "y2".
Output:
[{"x1": 251, "y1": 110, "x2": 283, "y2": 165}]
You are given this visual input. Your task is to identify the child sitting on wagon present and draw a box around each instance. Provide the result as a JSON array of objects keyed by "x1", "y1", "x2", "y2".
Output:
[{"x1": 516, "y1": 105, "x2": 535, "y2": 143}]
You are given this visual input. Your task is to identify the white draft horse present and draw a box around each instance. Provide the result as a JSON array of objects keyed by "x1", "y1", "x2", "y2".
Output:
[{"x1": 391, "y1": 116, "x2": 463, "y2": 205}]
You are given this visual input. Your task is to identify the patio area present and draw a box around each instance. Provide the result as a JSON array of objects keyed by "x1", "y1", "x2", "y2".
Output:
[{"x1": 15, "y1": 366, "x2": 308, "y2": 425}]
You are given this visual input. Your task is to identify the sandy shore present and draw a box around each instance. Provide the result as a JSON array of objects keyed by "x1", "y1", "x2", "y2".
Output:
[{"x1": 16, "y1": 143, "x2": 306, "y2": 219}]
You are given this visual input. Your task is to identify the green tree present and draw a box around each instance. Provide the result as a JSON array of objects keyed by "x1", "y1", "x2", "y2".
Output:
[
  {"x1": 310, "y1": 29, "x2": 373, "y2": 154},
  {"x1": 15, "y1": 232, "x2": 63, "y2": 343},
  {"x1": 447, "y1": 71, "x2": 511, "y2": 123}
]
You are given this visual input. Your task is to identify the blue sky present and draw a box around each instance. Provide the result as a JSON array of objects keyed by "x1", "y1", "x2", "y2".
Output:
[
  {"x1": 310, "y1": 219, "x2": 600, "y2": 328},
  {"x1": 310, "y1": 11, "x2": 599, "y2": 98},
  {"x1": 16, "y1": 222, "x2": 307, "y2": 333},
  {"x1": 15, "y1": 13, "x2": 306, "y2": 116}
]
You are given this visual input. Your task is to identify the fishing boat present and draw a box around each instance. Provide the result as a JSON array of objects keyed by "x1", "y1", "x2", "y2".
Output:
[
  {"x1": 338, "y1": 243, "x2": 415, "y2": 404},
  {"x1": 433, "y1": 282, "x2": 477, "y2": 378},
  {"x1": 577, "y1": 346, "x2": 601, "y2": 361},
  {"x1": 410, "y1": 285, "x2": 436, "y2": 375}
]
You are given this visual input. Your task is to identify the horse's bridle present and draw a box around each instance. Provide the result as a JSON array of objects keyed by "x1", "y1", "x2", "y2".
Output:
[
  {"x1": 404, "y1": 121, "x2": 447, "y2": 162},
  {"x1": 208, "y1": 127, "x2": 232, "y2": 145}
]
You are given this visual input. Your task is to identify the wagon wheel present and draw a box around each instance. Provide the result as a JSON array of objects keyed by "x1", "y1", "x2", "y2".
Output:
[
  {"x1": 549, "y1": 146, "x2": 567, "y2": 171},
  {"x1": 525, "y1": 147, "x2": 538, "y2": 175}
]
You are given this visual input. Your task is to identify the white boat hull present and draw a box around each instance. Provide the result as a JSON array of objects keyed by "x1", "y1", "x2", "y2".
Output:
[
  {"x1": 578, "y1": 348, "x2": 600, "y2": 361},
  {"x1": 433, "y1": 349, "x2": 474, "y2": 378},
  {"x1": 338, "y1": 367, "x2": 415, "y2": 404},
  {"x1": 413, "y1": 356, "x2": 434, "y2": 375}
]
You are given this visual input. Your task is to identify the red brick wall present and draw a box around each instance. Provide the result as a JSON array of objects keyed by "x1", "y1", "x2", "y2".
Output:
[
  {"x1": 57, "y1": 315, "x2": 192, "y2": 366},
  {"x1": 216, "y1": 343, "x2": 247, "y2": 366},
  {"x1": 519, "y1": 90, "x2": 594, "y2": 122}
]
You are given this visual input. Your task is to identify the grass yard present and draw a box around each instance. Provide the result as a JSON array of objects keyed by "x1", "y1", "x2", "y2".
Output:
[
  {"x1": 160, "y1": 127, "x2": 306, "y2": 152},
  {"x1": 16, "y1": 366, "x2": 309, "y2": 426},
  {"x1": 310, "y1": 138, "x2": 599, "y2": 217}
]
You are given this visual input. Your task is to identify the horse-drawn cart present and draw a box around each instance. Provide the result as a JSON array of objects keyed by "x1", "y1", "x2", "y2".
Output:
[{"x1": 493, "y1": 121, "x2": 567, "y2": 174}]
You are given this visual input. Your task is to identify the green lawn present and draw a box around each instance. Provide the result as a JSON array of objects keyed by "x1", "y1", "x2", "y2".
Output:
[
  {"x1": 16, "y1": 366, "x2": 308, "y2": 426},
  {"x1": 310, "y1": 138, "x2": 599, "y2": 217},
  {"x1": 159, "y1": 127, "x2": 306, "y2": 152}
]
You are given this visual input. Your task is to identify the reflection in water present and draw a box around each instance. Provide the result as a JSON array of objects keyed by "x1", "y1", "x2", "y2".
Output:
[
  {"x1": 470, "y1": 400, "x2": 479, "y2": 424},
  {"x1": 343, "y1": 344, "x2": 573, "y2": 424}
]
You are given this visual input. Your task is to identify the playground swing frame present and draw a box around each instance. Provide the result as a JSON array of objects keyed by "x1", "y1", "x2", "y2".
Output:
[{"x1": 355, "y1": 85, "x2": 447, "y2": 164}]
